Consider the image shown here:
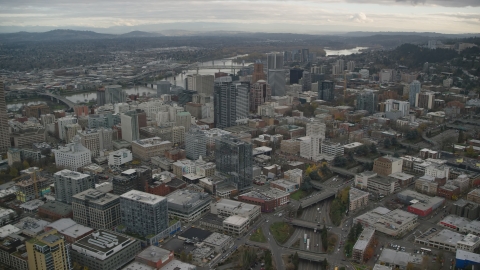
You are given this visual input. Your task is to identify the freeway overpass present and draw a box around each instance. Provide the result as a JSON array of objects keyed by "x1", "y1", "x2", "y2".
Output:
[
  {"x1": 299, "y1": 189, "x2": 336, "y2": 209},
  {"x1": 329, "y1": 166, "x2": 357, "y2": 176},
  {"x1": 289, "y1": 219, "x2": 324, "y2": 230},
  {"x1": 283, "y1": 249, "x2": 328, "y2": 262}
]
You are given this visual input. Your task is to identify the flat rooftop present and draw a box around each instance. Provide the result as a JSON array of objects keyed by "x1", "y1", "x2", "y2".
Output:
[
  {"x1": 47, "y1": 218, "x2": 93, "y2": 239},
  {"x1": 120, "y1": 190, "x2": 166, "y2": 205},
  {"x1": 72, "y1": 230, "x2": 132, "y2": 256},
  {"x1": 224, "y1": 215, "x2": 248, "y2": 226},
  {"x1": 73, "y1": 189, "x2": 119, "y2": 205},
  {"x1": 203, "y1": 232, "x2": 232, "y2": 246},
  {"x1": 350, "y1": 188, "x2": 369, "y2": 201},
  {"x1": 54, "y1": 169, "x2": 90, "y2": 179},
  {"x1": 136, "y1": 246, "x2": 171, "y2": 264}
]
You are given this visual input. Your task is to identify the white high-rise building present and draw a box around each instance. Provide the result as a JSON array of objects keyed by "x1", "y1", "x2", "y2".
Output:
[
  {"x1": 108, "y1": 148, "x2": 133, "y2": 169},
  {"x1": 409, "y1": 80, "x2": 421, "y2": 107},
  {"x1": 53, "y1": 135, "x2": 91, "y2": 171},
  {"x1": 57, "y1": 116, "x2": 77, "y2": 141},
  {"x1": 359, "y1": 69, "x2": 370, "y2": 79},
  {"x1": 336, "y1": 59, "x2": 345, "y2": 71},
  {"x1": 78, "y1": 128, "x2": 113, "y2": 157},
  {"x1": 121, "y1": 111, "x2": 139, "y2": 142},
  {"x1": 235, "y1": 83, "x2": 249, "y2": 121},
  {"x1": 299, "y1": 136, "x2": 320, "y2": 160},
  {"x1": 347, "y1": 61, "x2": 356, "y2": 72},
  {"x1": 379, "y1": 69, "x2": 393, "y2": 83},
  {"x1": 385, "y1": 99, "x2": 410, "y2": 117},
  {"x1": 267, "y1": 69, "x2": 286, "y2": 96},
  {"x1": 186, "y1": 74, "x2": 214, "y2": 95}
]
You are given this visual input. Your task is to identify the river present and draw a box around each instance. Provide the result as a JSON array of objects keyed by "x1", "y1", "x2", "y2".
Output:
[
  {"x1": 7, "y1": 50, "x2": 366, "y2": 110},
  {"x1": 324, "y1": 47, "x2": 369, "y2": 56}
]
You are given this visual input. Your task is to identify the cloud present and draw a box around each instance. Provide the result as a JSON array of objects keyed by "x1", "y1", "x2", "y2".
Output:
[{"x1": 349, "y1": 12, "x2": 373, "y2": 23}]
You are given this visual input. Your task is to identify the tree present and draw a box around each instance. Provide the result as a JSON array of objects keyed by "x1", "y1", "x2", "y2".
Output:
[
  {"x1": 333, "y1": 156, "x2": 347, "y2": 167},
  {"x1": 391, "y1": 137, "x2": 398, "y2": 146},
  {"x1": 22, "y1": 160, "x2": 30, "y2": 170},
  {"x1": 466, "y1": 146, "x2": 477, "y2": 158},
  {"x1": 383, "y1": 138, "x2": 391, "y2": 149},
  {"x1": 180, "y1": 251, "x2": 187, "y2": 262},
  {"x1": 292, "y1": 252, "x2": 299, "y2": 270},
  {"x1": 458, "y1": 130, "x2": 465, "y2": 143},
  {"x1": 309, "y1": 171, "x2": 322, "y2": 182},
  {"x1": 369, "y1": 143, "x2": 377, "y2": 154},
  {"x1": 187, "y1": 253, "x2": 192, "y2": 263},
  {"x1": 393, "y1": 152, "x2": 400, "y2": 158},
  {"x1": 364, "y1": 246, "x2": 375, "y2": 261},
  {"x1": 9, "y1": 168, "x2": 18, "y2": 178}
]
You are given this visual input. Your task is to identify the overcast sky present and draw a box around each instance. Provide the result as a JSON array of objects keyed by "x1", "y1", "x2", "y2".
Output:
[{"x1": 0, "y1": 0, "x2": 479, "y2": 33}]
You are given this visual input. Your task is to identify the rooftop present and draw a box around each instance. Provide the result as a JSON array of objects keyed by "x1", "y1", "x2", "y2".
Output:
[
  {"x1": 203, "y1": 232, "x2": 232, "y2": 247},
  {"x1": 72, "y1": 230, "x2": 135, "y2": 260},
  {"x1": 135, "y1": 245, "x2": 172, "y2": 264},
  {"x1": 120, "y1": 190, "x2": 166, "y2": 205},
  {"x1": 73, "y1": 189, "x2": 120, "y2": 206},
  {"x1": 350, "y1": 188, "x2": 369, "y2": 201},
  {"x1": 14, "y1": 217, "x2": 50, "y2": 236},
  {"x1": 224, "y1": 215, "x2": 248, "y2": 226},
  {"x1": 133, "y1": 137, "x2": 172, "y2": 147},
  {"x1": 47, "y1": 218, "x2": 93, "y2": 239},
  {"x1": 0, "y1": 225, "x2": 21, "y2": 238},
  {"x1": 39, "y1": 201, "x2": 72, "y2": 216},
  {"x1": 54, "y1": 169, "x2": 90, "y2": 180}
]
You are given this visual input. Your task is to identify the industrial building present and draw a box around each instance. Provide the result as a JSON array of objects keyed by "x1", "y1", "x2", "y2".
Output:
[{"x1": 354, "y1": 207, "x2": 418, "y2": 237}]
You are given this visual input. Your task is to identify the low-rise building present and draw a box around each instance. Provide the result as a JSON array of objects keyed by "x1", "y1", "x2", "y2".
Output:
[
  {"x1": 349, "y1": 188, "x2": 369, "y2": 212},
  {"x1": 467, "y1": 188, "x2": 480, "y2": 204},
  {"x1": 397, "y1": 190, "x2": 445, "y2": 217},
  {"x1": 71, "y1": 230, "x2": 142, "y2": 270},
  {"x1": 354, "y1": 207, "x2": 418, "y2": 237},
  {"x1": 223, "y1": 215, "x2": 249, "y2": 235},
  {"x1": 0, "y1": 235, "x2": 28, "y2": 270},
  {"x1": 203, "y1": 232, "x2": 234, "y2": 253},
  {"x1": 373, "y1": 155, "x2": 403, "y2": 176},
  {"x1": 108, "y1": 148, "x2": 132, "y2": 169},
  {"x1": 165, "y1": 189, "x2": 211, "y2": 222},
  {"x1": 352, "y1": 228, "x2": 375, "y2": 262},
  {"x1": 72, "y1": 189, "x2": 121, "y2": 230},
  {"x1": 131, "y1": 137, "x2": 173, "y2": 161},
  {"x1": 210, "y1": 199, "x2": 261, "y2": 222},
  {"x1": 38, "y1": 201, "x2": 73, "y2": 221},
  {"x1": 135, "y1": 246, "x2": 174, "y2": 269},
  {"x1": 378, "y1": 249, "x2": 422, "y2": 270},
  {"x1": 44, "y1": 218, "x2": 94, "y2": 243},
  {"x1": 13, "y1": 217, "x2": 50, "y2": 237}
]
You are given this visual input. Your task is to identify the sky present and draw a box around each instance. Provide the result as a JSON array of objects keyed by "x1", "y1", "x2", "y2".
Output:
[{"x1": 0, "y1": 0, "x2": 479, "y2": 34}]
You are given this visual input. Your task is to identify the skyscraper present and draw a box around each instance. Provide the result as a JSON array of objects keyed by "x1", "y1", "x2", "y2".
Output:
[
  {"x1": 318, "y1": 81, "x2": 335, "y2": 101},
  {"x1": 252, "y1": 62, "x2": 266, "y2": 83},
  {"x1": 267, "y1": 53, "x2": 284, "y2": 71},
  {"x1": 156, "y1": 81, "x2": 171, "y2": 97},
  {"x1": 121, "y1": 110, "x2": 140, "y2": 142},
  {"x1": 301, "y1": 48, "x2": 310, "y2": 63},
  {"x1": 289, "y1": 68, "x2": 303, "y2": 84},
  {"x1": 302, "y1": 71, "x2": 312, "y2": 91},
  {"x1": 235, "y1": 82, "x2": 250, "y2": 121},
  {"x1": 409, "y1": 80, "x2": 421, "y2": 107},
  {"x1": 250, "y1": 80, "x2": 271, "y2": 112},
  {"x1": 267, "y1": 69, "x2": 286, "y2": 96},
  {"x1": 347, "y1": 61, "x2": 356, "y2": 72},
  {"x1": 97, "y1": 88, "x2": 106, "y2": 106},
  {"x1": 356, "y1": 90, "x2": 378, "y2": 114},
  {"x1": 105, "y1": 85, "x2": 127, "y2": 104},
  {"x1": 214, "y1": 81, "x2": 237, "y2": 129},
  {"x1": 215, "y1": 135, "x2": 253, "y2": 192},
  {"x1": 185, "y1": 127, "x2": 206, "y2": 160}
]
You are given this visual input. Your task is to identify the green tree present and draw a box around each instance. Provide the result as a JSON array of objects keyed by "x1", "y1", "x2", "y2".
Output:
[
  {"x1": 369, "y1": 143, "x2": 377, "y2": 154},
  {"x1": 9, "y1": 168, "x2": 18, "y2": 178},
  {"x1": 22, "y1": 160, "x2": 30, "y2": 170},
  {"x1": 292, "y1": 252, "x2": 299, "y2": 270},
  {"x1": 383, "y1": 138, "x2": 391, "y2": 148},
  {"x1": 393, "y1": 152, "x2": 400, "y2": 158},
  {"x1": 458, "y1": 130, "x2": 465, "y2": 143},
  {"x1": 187, "y1": 253, "x2": 192, "y2": 263},
  {"x1": 180, "y1": 251, "x2": 187, "y2": 262}
]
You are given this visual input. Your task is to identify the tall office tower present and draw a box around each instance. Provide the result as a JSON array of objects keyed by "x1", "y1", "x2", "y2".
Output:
[
  {"x1": 415, "y1": 91, "x2": 435, "y2": 109},
  {"x1": 356, "y1": 90, "x2": 378, "y2": 114},
  {"x1": 267, "y1": 69, "x2": 286, "y2": 96},
  {"x1": 215, "y1": 135, "x2": 253, "y2": 192},
  {"x1": 57, "y1": 116, "x2": 77, "y2": 141},
  {"x1": 156, "y1": 81, "x2": 171, "y2": 97},
  {"x1": 26, "y1": 230, "x2": 72, "y2": 270},
  {"x1": 302, "y1": 71, "x2": 312, "y2": 91},
  {"x1": 347, "y1": 61, "x2": 356, "y2": 71},
  {"x1": 135, "y1": 166, "x2": 152, "y2": 192},
  {"x1": 72, "y1": 189, "x2": 121, "y2": 229},
  {"x1": 318, "y1": 80, "x2": 335, "y2": 101},
  {"x1": 252, "y1": 62, "x2": 266, "y2": 83},
  {"x1": 284, "y1": 51, "x2": 292, "y2": 62},
  {"x1": 289, "y1": 68, "x2": 303, "y2": 84},
  {"x1": 65, "y1": 123, "x2": 82, "y2": 144},
  {"x1": 385, "y1": 99, "x2": 410, "y2": 118},
  {"x1": 97, "y1": 88, "x2": 106, "y2": 106},
  {"x1": 250, "y1": 80, "x2": 271, "y2": 112},
  {"x1": 214, "y1": 81, "x2": 237, "y2": 129},
  {"x1": 267, "y1": 52, "x2": 284, "y2": 71},
  {"x1": 185, "y1": 127, "x2": 206, "y2": 160},
  {"x1": 306, "y1": 122, "x2": 326, "y2": 158},
  {"x1": 53, "y1": 135, "x2": 91, "y2": 171},
  {"x1": 336, "y1": 59, "x2": 345, "y2": 71},
  {"x1": 120, "y1": 190, "x2": 168, "y2": 237},
  {"x1": 332, "y1": 64, "x2": 341, "y2": 75},
  {"x1": 121, "y1": 110, "x2": 139, "y2": 142},
  {"x1": 171, "y1": 126, "x2": 185, "y2": 145},
  {"x1": 186, "y1": 74, "x2": 214, "y2": 95},
  {"x1": 54, "y1": 169, "x2": 95, "y2": 204},
  {"x1": 78, "y1": 128, "x2": 113, "y2": 157},
  {"x1": 105, "y1": 85, "x2": 127, "y2": 104},
  {"x1": 235, "y1": 82, "x2": 250, "y2": 121},
  {"x1": 301, "y1": 48, "x2": 310, "y2": 63},
  {"x1": 175, "y1": 111, "x2": 191, "y2": 132},
  {"x1": 409, "y1": 80, "x2": 421, "y2": 107}
]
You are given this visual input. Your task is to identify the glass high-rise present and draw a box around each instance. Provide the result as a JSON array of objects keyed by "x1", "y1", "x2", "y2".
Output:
[
  {"x1": 215, "y1": 135, "x2": 253, "y2": 192},
  {"x1": 0, "y1": 82, "x2": 10, "y2": 153}
]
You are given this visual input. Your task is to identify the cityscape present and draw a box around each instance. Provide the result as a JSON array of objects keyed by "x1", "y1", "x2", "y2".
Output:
[{"x1": 0, "y1": 1, "x2": 480, "y2": 270}]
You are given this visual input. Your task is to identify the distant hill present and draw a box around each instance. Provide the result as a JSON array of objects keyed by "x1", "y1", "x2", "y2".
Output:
[
  {"x1": 344, "y1": 31, "x2": 480, "y2": 39},
  {"x1": 0, "y1": 29, "x2": 115, "y2": 42},
  {"x1": 119, "y1": 30, "x2": 164, "y2": 38}
]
